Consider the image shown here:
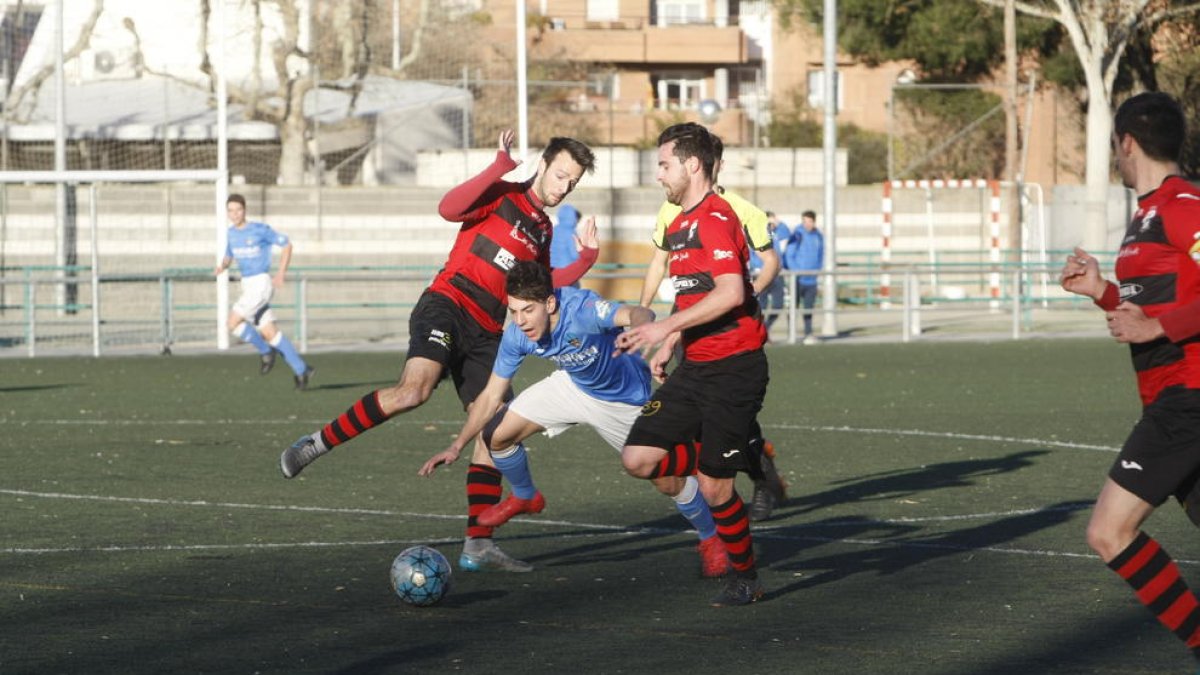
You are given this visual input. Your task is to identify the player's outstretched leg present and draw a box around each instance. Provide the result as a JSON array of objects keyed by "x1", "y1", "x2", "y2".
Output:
[
  {"x1": 279, "y1": 391, "x2": 389, "y2": 478},
  {"x1": 268, "y1": 332, "x2": 313, "y2": 391},
  {"x1": 232, "y1": 321, "x2": 273, "y2": 371},
  {"x1": 479, "y1": 443, "x2": 545, "y2": 527}
]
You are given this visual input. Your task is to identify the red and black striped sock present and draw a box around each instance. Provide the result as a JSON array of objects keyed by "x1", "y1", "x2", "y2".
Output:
[
  {"x1": 466, "y1": 463, "x2": 503, "y2": 539},
  {"x1": 647, "y1": 442, "x2": 699, "y2": 479},
  {"x1": 712, "y1": 493, "x2": 756, "y2": 577},
  {"x1": 1109, "y1": 531, "x2": 1200, "y2": 652},
  {"x1": 318, "y1": 391, "x2": 388, "y2": 450}
]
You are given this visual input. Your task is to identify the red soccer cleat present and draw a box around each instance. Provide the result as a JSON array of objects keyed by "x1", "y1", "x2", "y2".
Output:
[
  {"x1": 477, "y1": 491, "x2": 546, "y2": 527},
  {"x1": 698, "y1": 535, "x2": 731, "y2": 578}
]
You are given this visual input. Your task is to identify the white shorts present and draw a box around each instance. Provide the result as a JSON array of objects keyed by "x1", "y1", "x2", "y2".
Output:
[
  {"x1": 232, "y1": 273, "x2": 277, "y2": 327},
  {"x1": 507, "y1": 369, "x2": 642, "y2": 451}
]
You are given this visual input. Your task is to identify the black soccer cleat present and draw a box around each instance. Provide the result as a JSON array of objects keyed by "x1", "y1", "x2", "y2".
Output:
[
  {"x1": 710, "y1": 574, "x2": 764, "y2": 607},
  {"x1": 259, "y1": 351, "x2": 277, "y2": 375},
  {"x1": 294, "y1": 366, "x2": 314, "y2": 391}
]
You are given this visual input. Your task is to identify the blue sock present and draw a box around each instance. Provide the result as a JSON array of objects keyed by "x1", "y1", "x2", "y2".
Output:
[
  {"x1": 674, "y1": 476, "x2": 716, "y2": 540},
  {"x1": 235, "y1": 322, "x2": 272, "y2": 355},
  {"x1": 270, "y1": 332, "x2": 307, "y2": 375},
  {"x1": 492, "y1": 443, "x2": 537, "y2": 499}
]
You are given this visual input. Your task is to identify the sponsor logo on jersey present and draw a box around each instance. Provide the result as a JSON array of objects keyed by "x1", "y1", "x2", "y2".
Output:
[
  {"x1": 1119, "y1": 283, "x2": 1143, "y2": 300},
  {"x1": 674, "y1": 277, "x2": 700, "y2": 291},
  {"x1": 1117, "y1": 246, "x2": 1140, "y2": 259},
  {"x1": 710, "y1": 211, "x2": 730, "y2": 222},
  {"x1": 427, "y1": 329, "x2": 452, "y2": 349},
  {"x1": 1121, "y1": 460, "x2": 1144, "y2": 471},
  {"x1": 1140, "y1": 207, "x2": 1158, "y2": 232},
  {"x1": 567, "y1": 335, "x2": 582, "y2": 348},
  {"x1": 593, "y1": 300, "x2": 613, "y2": 320},
  {"x1": 713, "y1": 249, "x2": 734, "y2": 261},
  {"x1": 509, "y1": 226, "x2": 539, "y2": 254},
  {"x1": 493, "y1": 248, "x2": 517, "y2": 270},
  {"x1": 721, "y1": 449, "x2": 740, "y2": 458}
]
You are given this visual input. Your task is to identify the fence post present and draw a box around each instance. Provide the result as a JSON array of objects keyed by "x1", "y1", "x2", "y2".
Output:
[
  {"x1": 299, "y1": 277, "x2": 308, "y2": 353},
  {"x1": 25, "y1": 276, "x2": 35, "y2": 357},
  {"x1": 1011, "y1": 268, "x2": 1022, "y2": 340},
  {"x1": 160, "y1": 275, "x2": 173, "y2": 355}
]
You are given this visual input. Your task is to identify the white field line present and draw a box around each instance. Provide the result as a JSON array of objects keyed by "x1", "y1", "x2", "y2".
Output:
[
  {"x1": 0, "y1": 417, "x2": 1121, "y2": 453},
  {"x1": 0, "y1": 487, "x2": 1134, "y2": 563}
]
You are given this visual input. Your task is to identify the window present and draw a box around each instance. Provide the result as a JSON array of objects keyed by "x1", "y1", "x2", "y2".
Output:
[
  {"x1": 587, "y1": 0, "x2": 619, "y2": 22},
  {"x1": 656, "y1": 0, "x2": 705, "y2": 25},
  {"x1": 653, "y1": 72, "x2": 706, "y2": 111},
  {"x1": 806, "y1": 69, "x2": 843, "y2": 112}
]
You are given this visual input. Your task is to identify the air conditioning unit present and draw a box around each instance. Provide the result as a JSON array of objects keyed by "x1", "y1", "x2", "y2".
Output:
[{"x1": 81, "y1": 48, "x2": 139, "y2": 81}]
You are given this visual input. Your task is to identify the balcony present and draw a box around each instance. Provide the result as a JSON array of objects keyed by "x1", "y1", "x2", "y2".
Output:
[{"x1": 534, "y1": 22, "x2": 750, "y2": 65}]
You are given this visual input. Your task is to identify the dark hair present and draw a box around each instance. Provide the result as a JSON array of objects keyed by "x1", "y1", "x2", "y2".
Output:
[
  {"x1": 802, "y1": 210, "x2": 817, "y2": 220},
  {"x1": 227, "y1": 193, "x2": 246, "y2": 208},
  {"x1": 657, "y1": 123, "x2": 717, "y2": 180},
  {"x1": 1114, "y1": 92, "x2": 1186, "y2": 163},
  {"x1": 506, "y1": 261, "x2": 554, "y2": 301},
  {"x1": 765, "y1": 210, "x2": 776, "y2": 218},
  {"x1": 542, "y1": 137, "x2": 596, "y2": 174}
]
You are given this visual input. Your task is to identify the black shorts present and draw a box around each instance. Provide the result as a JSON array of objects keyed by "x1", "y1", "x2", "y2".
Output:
[
  {"x1": 625, "y1": 349, "x2": 768, "y2": 479},
  {"x1": 1109, "y1": 386, "x2": 1200, "y2": 507},
  {"x1": 407, "y1": 290, "x2": 502, "y2": 408}
]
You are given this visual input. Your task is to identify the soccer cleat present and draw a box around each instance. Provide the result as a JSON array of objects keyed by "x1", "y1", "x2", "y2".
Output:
[
  {"x1": 477, "y1": 491, "x2": 546, "y2": 527},
  {"x1": 259, "y1": 351, "x2": 276, "y2": 375},
  {"x1": 697, "y1": 536, "x2": 730, "y2": 578},
  {"x1": 294, "y1": 366, "x2": 315, "y2": 391},
  {"x1": 458, "y1": 537, "x2": 533, "y2": 573},
  {"x1": 803, "y1": 335, "x2": 820, "y2": 345},
  {"x1": 710, "y1": 574, "x2": 765, "y2": 607},
  {"x1": 280, "y1": 435, "x2": 328, "y2": 478},
  {"x1": 749, "y1": 481, "x2": 778, "y2": 522}
]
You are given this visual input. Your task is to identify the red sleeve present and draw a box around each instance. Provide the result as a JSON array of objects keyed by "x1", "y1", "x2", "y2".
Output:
[
  {"x1": 1159, "y1": 299, "x2": 1200, "y2": 342},
  {"x1": 438, "y1": 151, "x2": 519, "y2": 222},
  {"x1": 551, "y1": 246, "x2": 598, "y2": 288},
  {"x1": 706, "y1": 217, "x2": 747, "y2": 278},
  {"x1": 1094, "y1": 282, "x2": 1120, "y2": 311}
]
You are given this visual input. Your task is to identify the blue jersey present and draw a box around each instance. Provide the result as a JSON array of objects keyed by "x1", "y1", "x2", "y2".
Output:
[
  {"x1": 225, "y1": 221, "x2": 289, "y2": 277},
  {"x1": 493, "y1": 287, "x2": 651, "y2": 405}
]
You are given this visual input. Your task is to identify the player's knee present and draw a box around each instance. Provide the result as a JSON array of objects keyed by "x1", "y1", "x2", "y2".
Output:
[
  {"x1": 380, "y1": 382, "x2": 432, "y2": 414},
  {"x1": 1085, "y1": 519, "x2": 1130, "y2": 562},
  {"x1": 481, "y1": 406, "x2": 509, "y2": 450},
  {"x1": 620, "y1": 448, "x2": 656, "y2": 479}
]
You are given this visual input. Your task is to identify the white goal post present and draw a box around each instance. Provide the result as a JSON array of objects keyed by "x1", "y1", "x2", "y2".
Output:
[{"x1": 0, "y1": 169, "x2": 227, "y2": 355}]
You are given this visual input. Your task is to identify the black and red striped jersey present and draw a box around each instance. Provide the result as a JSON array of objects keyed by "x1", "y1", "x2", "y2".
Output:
[
  {"x1": 665, "y1": 191, "x2": 766, "y2": 361},
  {"x1": 1115, "y1": 175, "x2": 1200, "y2": 405},
  {"x1": 429, "y1": 178, "x2": 553, "y2": 335}
]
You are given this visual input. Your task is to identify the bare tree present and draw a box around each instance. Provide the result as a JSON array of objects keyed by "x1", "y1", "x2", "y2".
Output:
[{"x1": 978, "y1": 0, "x2": 1200, "y2": 248}]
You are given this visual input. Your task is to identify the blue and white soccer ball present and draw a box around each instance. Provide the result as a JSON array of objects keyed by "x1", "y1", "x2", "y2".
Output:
[{"x1": 390, "y1": 545, "x2": 452, "y2": 607}]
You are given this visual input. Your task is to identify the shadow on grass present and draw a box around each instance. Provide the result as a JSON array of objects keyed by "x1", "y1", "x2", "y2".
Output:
[
  {"x1": 0, "y1": 383, "x2": 73, "y2": 393},
  {"x1": 763, "y1": 499, "x2": 1092, "y2": 600},
  {"x1": 775, "y1": 449, "x2": 1051, "y2": 517}
]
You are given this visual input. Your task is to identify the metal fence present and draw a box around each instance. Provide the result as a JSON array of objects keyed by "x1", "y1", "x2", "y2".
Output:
[{"x1": 0, "y1": 260, "x2": 1109, "y2": 358}]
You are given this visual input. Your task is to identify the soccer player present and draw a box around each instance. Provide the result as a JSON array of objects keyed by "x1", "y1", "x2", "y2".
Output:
[
  {"x1": 638, "y1": 132, "x2": 786, "y2": 522},
  {"x1": 1060, "y1": 92, "x2": 1200, "y2": 666},
  {"x1": 280, "y1": 130, "x2": 597, "y2": 572},
  {"x1": 617, "y1": 123, "x2": 770, "y2": 606},
  {"x1": 214, "y1": 193, "x2": 314, "y2": 390},
  {"x1": 417, "y1": 261, "x2": 730, "y2": 578}
]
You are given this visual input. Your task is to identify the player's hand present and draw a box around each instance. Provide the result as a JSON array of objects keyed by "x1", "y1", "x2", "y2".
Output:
[
  {"x1": 648, "y1": 343, "x2": 673, "y2": 383},
  {"x1": 1060, "y1": 247, "x2": 1106, "y2": 300},
  {"x1": 614, "y1": 320, "x2": 670, "y2": 356},
  {"x1": 1106, "y1": 302, "x2": 1165, "y2": 344},
  {"x1": 213, "y1": 266, "x2": 224, "y2": 277},
  {"x1": 574, "y1": 216, "x2": 599, "y2": 252},
  {"x1": 498, "y1": 129, "x2": 521, "y2": 166},
  {"x1": 418, "y1": 447, "x2": 460, "y2": 477},
  {"x1": 271, "y1": 273, "x2": 285, "y2": 289}
]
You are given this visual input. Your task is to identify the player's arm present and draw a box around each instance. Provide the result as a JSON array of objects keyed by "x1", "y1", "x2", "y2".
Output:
[
  {"x1": 213, "y1": 255, "x2": 233, "y2": 276},
  {"x1": 611, "y1": 303, "x2": 655, "y2": 329},
  {"x1": 639, "y1": 247, "x2": 669, "y2": 308},
  {"x1": 273, "y1": 241, "x2": 293, "y2": 288},
  {"x1": 551, "y1": 215, "x2": 599, "y2": 287},
  {"x1": 1111, "y1": 206, "x2": 1200, "y2": 344},
  {"x1": 753, "y1": 246, "x2": 780, "y2": 294},
  {"x1": 615, "y1": 272, "x2": 744, "y2": 354},
  {"x1": 418, "y1": 372, "x2": 513, "y2": 477},
  {"x1": 437, "y1": 129, "x2": 519, "y2": 222}
]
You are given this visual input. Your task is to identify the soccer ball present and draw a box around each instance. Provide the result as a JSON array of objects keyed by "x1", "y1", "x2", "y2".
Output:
[{"x1": 390, "y1": 545, "x2": 452, "y2": 607}]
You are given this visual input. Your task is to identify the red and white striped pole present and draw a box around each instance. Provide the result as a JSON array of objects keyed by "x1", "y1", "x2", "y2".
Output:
[
  {"x1": 881, "y1": 181, "x2": 893, "y2": 309},
  {"x1": 988, "y1": 179, "x2": 1002, "y2": 308}
]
